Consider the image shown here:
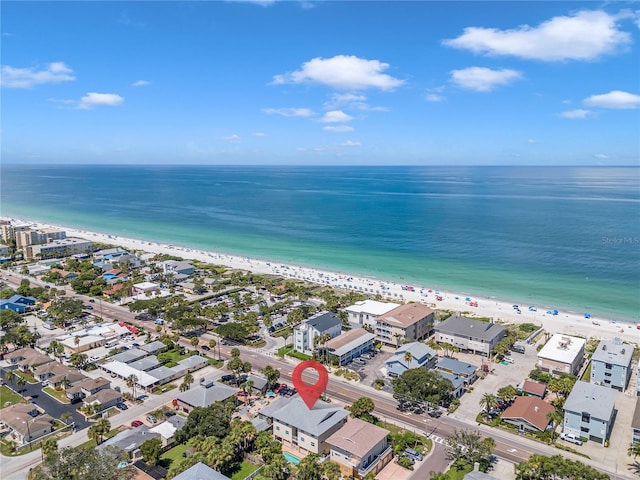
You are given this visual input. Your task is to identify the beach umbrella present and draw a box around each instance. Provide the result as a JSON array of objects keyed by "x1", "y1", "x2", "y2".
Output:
[
  {"x1": 546, "y1": 311, "x2": 553, "y2": 315},
  {"x1": 465, "y1": 297, "x2": 471, "y2": 301},
  {"x1": 428, "y1": 289, "x2": 432, "y2": 292},
  {"x1": 552, "y1": 310, "x2": 559, "y2": 315},
  {"x1": 584, "y1": 313, "x2": 591, "y2": 318}
]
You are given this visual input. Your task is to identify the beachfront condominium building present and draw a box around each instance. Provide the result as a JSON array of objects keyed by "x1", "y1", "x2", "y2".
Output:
[
  {"x1": 375, "y1": 303, "x2": 434, "y2": 347},
  {"x1": 16, "y1": 228, "x2": 66, "y2": 249},
  {"x1": 294, "y1": 312, "x2": 342, "y2": 356},
  {"x1": 25, "y1": 238, "x2": 93, "y2": 261},
  {"x1": 345, "y1": 300, "x2": 399, "y2": 329},
  {"x1": 433, "y1": 315, "x2": 506, "y2": 357},
  {"x1": 590, "y1": 338, "x2": 633, "y2": 391},
  {"x1": 563, "y1": 380, "x2": 616, "y2": 445},
  {"x1": 327, "y1": 418, "x2": 393, "y2": 479},
  {"x1": 537, "y1": 334, "x2": 585, "y2": 376},
  {"x1": 0, "y1": 222, "x2": 31, "y2": 243},
  {"x1": 260, "y1": 396, "x2": 349, "y2": 457}
]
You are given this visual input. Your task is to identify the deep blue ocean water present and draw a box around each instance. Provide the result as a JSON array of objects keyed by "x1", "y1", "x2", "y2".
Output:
[{"x1": 1, "y1": 165, "x2": 638, "y2": 322}]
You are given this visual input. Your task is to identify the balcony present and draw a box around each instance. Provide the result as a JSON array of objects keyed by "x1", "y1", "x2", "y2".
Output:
[{"x1": 357, "y1": 446, "x2": 393, "y2": 477}]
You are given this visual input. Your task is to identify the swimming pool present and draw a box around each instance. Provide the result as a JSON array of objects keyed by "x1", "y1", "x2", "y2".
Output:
[{"x1": 283, "y1": 451, "x2": 301, "y2": 465}]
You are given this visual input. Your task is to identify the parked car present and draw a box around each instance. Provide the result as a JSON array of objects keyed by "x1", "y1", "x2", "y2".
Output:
[
  {"x1": 503, "y1": 356, "x2": 514, "y2": 364},
  {"x1": 220, "y1": 374, "x2": 235, "y2": 383},
  {"x1": 202, "y1": 345, "x2": 210, "y2": 351},
  {"x1": 131, "y1": 420, "x2": 143, "y2": 427},
  {"x1": 512, "y1": 345, "x2": 526, "y2": 354},
  {"x1": 165, "y1": 411, "x2": 176, "y2": 417},
  {"x1": 399, "y1": 454, "x2": 415, "y2": 465},
  {"x1": 405, "y1": 448, "x2": 423, "y2": 461},
  {"x1": 560, "y1": 432, "x2": 583, "y2": 445},
  {"x1": 146, "y1": 415, "x2": 157, "y2": 423},
  {"x1": 116, "y1": 402, "x2": 128, "y2": 411}
]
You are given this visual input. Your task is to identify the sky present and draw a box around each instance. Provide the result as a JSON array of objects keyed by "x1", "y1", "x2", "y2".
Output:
[{"x1": 1, "y1": 1, "x2": 639, "y2": 165}]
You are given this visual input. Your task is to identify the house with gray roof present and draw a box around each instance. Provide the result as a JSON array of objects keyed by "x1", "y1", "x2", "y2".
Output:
[
  {"x1": 434, "y1": 315, "x2": 505, "y2": 356},
  {"x1": 139, "y1": 341, "x2": 168, "y2": 355},
  {"x1": 109, "y1": 348, "x2": 148, "y2": 364},
  {"x1": 324, "y1": 327, "x2": 375, "y2": 366},
  {"x1": 436, "y1": 357, "x2": 479, "y2": 385},
  {"x1": 176, "y1": 380, "x2": 237, "y2": 412},
  {"x1": 386, "y1": 342, "x2": 437, "y2": 377},
  {"x1": 83, "y1": 388, "x2": 122, "y2": 412},
  {"x1": 149, "y1": 415, "x2": 187, "y2": 447},
  {"x1": 128, "y1": 355, "x2": 161, "y2": 372},
  {"x1": 172, "y1": 462, "x2": 230, "y2": 480},
  {"x1": 260, "y1": 396, "x2": 349, "y2": 456},
  {"x1": 563, "y1": 380, "x2": 617, "y2": 445},
  {"x1": 437, "y1": 371, "x2": 466, "y2": 398},
  {"x1": 294, "y1": 312, "x2": 342, "y2": 356},
  {"x1": 97, "y1": 424, "x2": 160, "y2": 461},
  {"x1": 590, "y1": 338, "x2": 633, "y2": 391}
]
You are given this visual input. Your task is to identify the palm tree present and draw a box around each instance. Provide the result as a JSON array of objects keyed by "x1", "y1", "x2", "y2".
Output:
[
  {"x1": 87, "y1": 424, "x2": 101, "y2": 445},
  {"x1": 74, "y1": 335, "x2": 80, "y2": 353},
  {"x1": 4, "y1": 369, "x2": 15, "y2": 387},
  {"x1": 546, "y1": 410, "x2": 563, "y2": 441},
  {"x1": 184, "y1": 373, "x2": 194, "y2": 389},
  {"x1": 96, "y1": 418, "x2": 111, "y2": 442},
  {"x1": 479, "y1": 393, "x2": 498, "y2": 417},
  {"x1": 404, "y1": 351, "x2": 413, "y2": 369},
  {"x1": 179, "y1": 381, "x2": 189, "y2": 392},
  {"x1": 126, "y1": 374, "x2": 139, "y2": 399},
  {"x1": 629, "y1": 443, "x2": 640, "y2": 458},
  {"x1": 15, "y1": 375, "x2": 26, "y2": 393},
  {"x1": 41, "y1": 438, "x2": 58, "y2": 460}
]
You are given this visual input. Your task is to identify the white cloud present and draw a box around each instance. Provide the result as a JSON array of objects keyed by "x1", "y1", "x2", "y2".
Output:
[
  {"x1": 253, "y1": 132, "x2": 267, "y2": 137},
  {"x1": 341, "y1": 140, "x2": 361, "y2": 147},
  {"x1": 425, "y1": 93, "x2": 446, "y2": 102},
  {"x1": 1, "y1": 62, "x2": 75, "y2": 88},
  {"x1": 222, "y1": 134, "x2": 241, "y2": 143},
  {"x1": 262, "y1": 107, "x2": 314, "y2": 117},
  {"x1": 323, "y1": 125, "x2": 354, "y2": 133},
  {"x1": 272, "y1": 55, "x2": 404, "y2": 91},
  {"x1": 593, "y1": 153, "x2": 609, "y2": 159},
  {"x1": 583, "y1": 90, "x2": 640, "y2": 109},
  {"x1": 443, "y1": 10, "x2": 631, "y2": 61},
  {"x1": 527, "y1": 139, "x2": 538, "y2": 144},
  {"x1": 48, "y1": 98, "x2": 75, "y2": 105},
  {"x1": 78, "y1": 92, "x2": 124, "y2": 109},
  {"x1": 131, "y1": 80, "x2": 150, "y2": 87},
  {"x1": 560, "y1": 109, "x2": 591, "y2": 119},
  {"x1": 450, "y1": 67, "x2": 521, "y2": 92},
  {"x1": 320, "y1": 110, "x2": 353, "y2": 123}
]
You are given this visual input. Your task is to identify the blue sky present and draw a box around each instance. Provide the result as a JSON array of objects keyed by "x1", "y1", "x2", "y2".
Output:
[{"x1": 2, "y1": 1, "x2": 639, "y2": 165}]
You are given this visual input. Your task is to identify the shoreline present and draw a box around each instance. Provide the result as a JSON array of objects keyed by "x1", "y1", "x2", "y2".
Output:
[{"x1": 5, "y1": 216, "x2": 640, "y2": 347}]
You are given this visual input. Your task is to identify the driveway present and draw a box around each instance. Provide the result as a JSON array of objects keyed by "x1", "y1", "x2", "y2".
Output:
[{"x1": 1, "y1": 366, "x2": 89, "y2": 431}]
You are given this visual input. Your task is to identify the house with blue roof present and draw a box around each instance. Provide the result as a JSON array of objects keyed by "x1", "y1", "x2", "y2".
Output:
[
  {"x1": 385, "y1": 342, "x2": 437, "y2": 377},
  {"x1": 0, "y1": 295, "x2": 36, "y2": 314},
  {"x1": 436, "y1": 357, "x2": 479, "y2": 385}
]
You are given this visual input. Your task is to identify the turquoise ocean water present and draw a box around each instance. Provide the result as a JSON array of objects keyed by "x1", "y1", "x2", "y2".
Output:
[{"x1": 1, "y1": 165, "x2": 638, "y2": 322}]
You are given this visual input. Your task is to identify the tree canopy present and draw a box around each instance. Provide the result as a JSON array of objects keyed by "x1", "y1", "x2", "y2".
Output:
[
  {"x1": 392, "y1": 368, "x2": 454, "y2": 407},
  {"x1": 515, "y1": 454, "x2": 609, "y2": 480},
  {"x1": 445, "y1": 430, "x2": 495, "y2": 471},
  {"x1": 174, "y1": 402, "x2": 232, "y2": 444},
  {"x1": 29, "y1": 445, "x2": 133, "y2": 480},
  {"x1": 216, "y1": 322, "x2": 249, "y2": 341}
]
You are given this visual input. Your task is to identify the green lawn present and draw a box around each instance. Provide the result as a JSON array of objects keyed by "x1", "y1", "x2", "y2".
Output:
[
  {"x1": 78, "y1": 427, "x2": 123, "y2": 450},
  {"x1": 230, "y1": 461, "x2": 259, "y2": 480},
  {"x1": 581, "y1": 361, "x2": 592, "y2": 381},
  {"x1": 0, "y1": 385, "x2": 26, "y2": 408},
  {"x1": 444, "y1": 459, "x2": 474, "y2": 480},
  {"x1": 13, "y1": 370, "x2": 38, "y2": 384},
  {"x1": 159, "y1": 442, "x2": 190, "y2": 468},
  {"x1": 43, "y1": 386, "x2": 71, "y2": 404}
]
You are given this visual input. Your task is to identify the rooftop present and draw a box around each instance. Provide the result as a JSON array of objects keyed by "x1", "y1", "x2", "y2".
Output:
[
  {"x1": 538, "y1": 334, "x2": 586, "y2": 364},
  {"x1": 378, "y1": 303, "x2": 434, "y2": 328},
  {"x1": 172, "y1": 462, "x2": 230, "y2": 480},
  {"x1": 345, "y1": 300, "x2": 399, "y2": 316},
  {"x1": 326, "y1": 417, "x2": 389, "y2": 458},
  {"x1": 501, "y1": 396, "x2": 555, "y2": 431},
  {"x1": 177, "y1": 381, "x2": 237, "y2": 408},
  {"x1": 591, "y1": 339, "x2": 633, "y2": 367},
  {"x1": 304, "y1": 312, "x2": 342, "y2": 333},
  {"x1": 521, "y1": 380, "x2": 547, "y2": 397},
  {"x1": 437, "y1": 357, "x2": 478, "y2": 377},
  {"x1": 139, "y1": 341, "x2": 167, "y2": 353},
  {"x1": 325, "y1": 328, "x2": 375, "y2": 357},
  {"x1": 262, "y1": 396, "x2": 349, "y2": 437},
  {"x1": 435, "y1": 315, "x2": 505, "y2": 342},
  {"x1": 564, "y1": 380, "x2": 617, "y2": 421},
  {"x1": 632, "y1": 398, "x2": 640, "y2": 430}
]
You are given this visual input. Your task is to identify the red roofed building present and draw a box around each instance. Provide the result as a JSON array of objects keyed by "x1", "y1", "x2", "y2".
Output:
[{"x1": 501, "y1": 396, "x2": 554, "y2": 433}]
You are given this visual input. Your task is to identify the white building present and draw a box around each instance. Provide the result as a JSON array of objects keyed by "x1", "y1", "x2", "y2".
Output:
[
  {"x1": 345, "y1": 300, "x2": 399, "y2": 328},
  {"x1": 537, "y1": 334, "x2": 586, "y2": 376},
  {"x1": 294, "y1": 312, "x2": 342, "y2": 356}
]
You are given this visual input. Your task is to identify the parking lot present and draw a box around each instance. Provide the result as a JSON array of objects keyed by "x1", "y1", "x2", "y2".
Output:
[{"x1": 342, "y1": 348, "x2": 393, "y2": 388}]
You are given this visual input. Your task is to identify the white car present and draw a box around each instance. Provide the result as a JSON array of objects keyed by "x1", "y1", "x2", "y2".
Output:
[
  {"x1": 504, "y1": 356, "x2": 514, "y2": 364},
  {"x1": 560, "y1": 432, "x2": 583, "y2": 445}
]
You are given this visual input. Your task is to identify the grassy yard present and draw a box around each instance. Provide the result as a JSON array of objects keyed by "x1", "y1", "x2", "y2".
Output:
[
  {"x1": 581, "y1": 360, "x2": 592, "y2": 381},
  {"x1": 159, "y1": 442, "x2": 190, "y2": 468},
  {"x1": 0, "y1": 385, "x2": 26, "y2": 407},
  {"x1": 444, "y1": 459, "x2": 474, "y2": 480},
  {"x1": 13, "y1": 370, "x2": 38, "y2": 384},
  {"x1": 78, "y1": 427, "x2": 123, "y2": 450},
  {"x1": 43, "y1": 386, "x2": 71, "y2": 404},
  {"x1": 230, "y1": 461, "x2": 259, "y2": 480}
]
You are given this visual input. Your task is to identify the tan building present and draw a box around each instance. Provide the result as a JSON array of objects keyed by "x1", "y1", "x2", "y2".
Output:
[
  {"x1": 0, "y1": 223, "x2": 31, "y2": 243},
  {"x1": 25, "y1": 237, "x2": 93, "y2": 261},
  {"x1": 327, "y1": 418, "x2": 393, "y2": 479},
  {"x1": 0, "y1": 404, "x2": 55, "y2": 446},
  {"x1": 537, "y1": 334, "x2": 585, "y2": 376},
  {"x1": 375, "y1": 303, "x2": 434, "y2": 347},
  {"x1": 16, "y1": 228, "x2": 66, "y2": 249},
  {"x1": 5, "y1": 347, "x2": 54, "y2": 372}
]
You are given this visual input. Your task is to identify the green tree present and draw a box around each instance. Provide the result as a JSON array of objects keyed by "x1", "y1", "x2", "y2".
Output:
[
  {"x1": 175, "y1": 402, "x2": 232, "y2": 444},
  {"x1": 515, "y1": 453, "x2": 609, "y2": 480},
  {"x1": 404, "y1": 350, "x2": 413, "y2": 369},
  {"x1": 446, "y1": 430, "x2": 495, "y2": 471},
  {"x1": 629, "y1": 442, "x2": 640, "y2": 458},
  {"x1": 392, "y1": 368, "x2": 454, "y2": 408},
  {"x1": 47, "y1": 297, "x2": 84, "y2": 327},
  {"x1": 230, "y1": 347, "x2": 241, "y2": 358},
  {"x1": 296, "y1": 453, "x2": 322, "y2": 480},
  {"x1": 140, "y1": 437, "x2": 162, "y2": 466},
  {"x1": 70, "y1": 353, "x2": 88, "y2": 369},
  {"x1": 29, "y1": 445, "x2": 133, "y2": 480},
  {"x1": 41, "y1": 438, "x2": 58, "y2": 460},
  {"x1": 15, "y1": 374, "x2": 26, "y2": 393},
  {"x1": 216, "y1": 322, "x2": 248, "y2": 342},
  {"x1": 60, "y1": 412, "x2": 73, "y2": 425},
  {"x1": 321, "y1": 461, "x2": 341, "y2": 480},
  {"x1": 349, "y1": 397, "x2": 376, "y2": 423},
  {"x1": 262, "y1": 365, "x2": 280, "y2": 389},
  {"x1": 126, "y1": 374, "x2": 139, "y2": 399},
  {"x1": 496, "y1": 384, "x2": 519, "y2": 404},
  {"x1": 479, "y1": 393, "x2": 498, "y2": 415},
  {"x1": 190, "y1": 336, "x2": 199, "y2": 348}
]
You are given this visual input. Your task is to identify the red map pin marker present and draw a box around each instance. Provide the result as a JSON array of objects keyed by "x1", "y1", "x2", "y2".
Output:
[{"x1": 292, "y1": 360, "x2": 329, "y2": 410}]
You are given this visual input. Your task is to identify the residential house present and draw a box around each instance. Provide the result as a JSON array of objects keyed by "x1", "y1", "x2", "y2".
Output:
[
  {"x1": 0, "y1": 294, "x2": 37, "y2": 314},
  {"x1": 161, "y1": 260, "x2": 195, "y2": 276},
  {"x1": 501, "y1": 396, "x2": 555, "y2": 433},
  {"x1": 434, "y1": 315, "x2": 506, "y2": 356},
  {"x1": 149, "y1": 416, "x2": 187, "y2": 448},
  {"x1": 375, "y1": 303, "x2": 434, "y2": 347},
  {"x1": 520, "y1": 380, "x2": 547, "y2": 399},
  {"x1": 5, "y1": 347, "x2": 53, "y2": 372},
  {"x1": 464, "y1": 466, "x2": 501, "y2": 480},
  {"x1": 345, "y1": 300, "x2": 399, "y2": 329},
  {"x1": 436, "y1": 357, "x2": 478, "y2": 385},
  {"x1": 139, "y1": 341, "x2": 169, "y2": 355},
  {"x1": 563, "y1": 380, "x2": 617, "y2": 445},
  {"x1": 79, "y1": 376, "x2": 111, "y2": 397},
  {"x1": 437, "y1": 371, "x2": 466, "y2": 398},
  {"x1": 172, "y1": 462, "x2": 230, "y2": 480},
  {"x1": 590, "y1": 338, "x2": 633, "y2": 391},
  {"x1": 33, "y1": 362, "x2": 75, "y2": 384},
  {"x1": 131, "y1": 282, "x2": 161, "y2": 296},
  {"x1": 176, "y1": 379, "x2": 237, "y2": 413},
  {"x1": 83, "y1": 388, "x2": 122, "y2": 412},
  {"x1": 246, "y1": 375, "x2": 269, "y2": 395},
  {"x1": 385, "y1": 342, "x2": 437, "y2": 377},
  {"x1": 632, "y1": 398, "x2": 640, "y2": 445},
  {"x1": 260, "y1": 396, "x2": 349, "y2": 456},
  {"x1": 25, "y1": 237, "x2": 93, "y2": 261},
  {"x1": 327, "y1": 418, "x2": 393, "y2": 479},
  {"x1": 537, "y1": 334, "x2": 585, "y2": 376},
  {"x1": 0, "y1": 404, "x2": 54, "y2": 446},
  {"x1": 293, "y1": 312, "x2": 342, "y2": 356},
  {"x1": 49, "y1": 268, "x2": 79, "y2": 281},
  {"x1": 97, "y1": 424, "x2": 160, "y2": 461},
  {"x1": 324, "y1": 328, "x2": 375, "y2": 366}
]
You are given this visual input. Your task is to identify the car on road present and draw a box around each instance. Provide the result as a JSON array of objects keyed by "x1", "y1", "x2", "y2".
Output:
[
  {"x1": 201, "y1": 345, "x2": 210, "y2": 351},
  {"x1": 131, "y1": 420, "x2": 143, "y2": 427},
  {"x1": 132, "y1": 343, "x2": 140, "y2": 347},
  {"x1": 85, "y1": 305, "x2": 94, "y2": 310},
  {"x1": 89, "y1": 355, "x2": 101, "y2": 362},
  {"x1": 560, "y1": 432, "x2": 583, "y2": 445},
  {"x1": 116, "y1": 402, "x2": 128, "y2": 410},
  {"x1": 88, "y1": 299, "x2": 95, "y2": 303},
  {"x1": 146, "y1": 415, "x2": 157, "y2": 423}
]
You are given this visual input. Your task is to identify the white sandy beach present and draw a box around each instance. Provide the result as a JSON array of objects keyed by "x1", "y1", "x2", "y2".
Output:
[{"x1": 8, "y1": 217, "x2": 640, "y2": 347}]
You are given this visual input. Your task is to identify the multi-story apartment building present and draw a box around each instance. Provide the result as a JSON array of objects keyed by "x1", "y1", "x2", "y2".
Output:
[
  {"x1": 434, "y1": 315, "x2": 506, "y2": 356},
  {"x1": 375, "y1": 303, "x2": 434, "y2": 347},
  {"x1": 345, "y1": 300, "x2": 399, "y2": 328},
  {"x1": 0, "y1": 223, "x2": 31, "y2": 243},
  {"x1": 25, "y1": 238, "x2": 93, "y2": 261},
  {"x1": 590, "y1": 338, "x2": 633, "y2": 391},
  {"x1": 294, "y1": 312, "x2": 342, "y2": 356},
  {"x1": 16, "y1": 228, "x2": 66, "y2": 249},
  {"x1": 537, "y1": 334, "x2": 585, "y2": 376},
  {"x1": 563, "y1": 380, "x2": 616, "y2": 445}
]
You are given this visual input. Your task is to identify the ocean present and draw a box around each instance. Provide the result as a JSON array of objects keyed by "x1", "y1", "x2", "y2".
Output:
[{"x1": 1, "y1": 165, "x2": 639, "y2": 322}]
